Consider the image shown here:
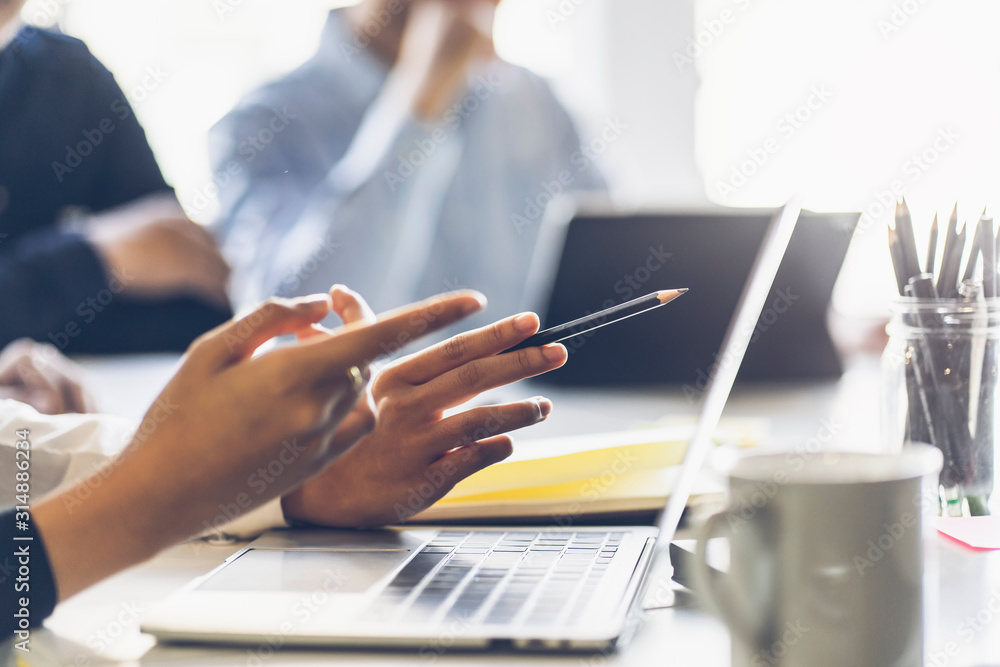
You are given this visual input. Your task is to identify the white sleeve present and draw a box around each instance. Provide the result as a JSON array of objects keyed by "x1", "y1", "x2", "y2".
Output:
[
  {"x1": 0, "y1": 399, "x2": 134, "y2": 504},
  {"x1": 0, "y1": 400, "x2": 288, "y2": 538}
]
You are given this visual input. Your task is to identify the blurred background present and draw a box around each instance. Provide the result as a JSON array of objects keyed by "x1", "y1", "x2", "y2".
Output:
[{"x1": 24, "y1": 0, "x2": 1000, "y2": 321}]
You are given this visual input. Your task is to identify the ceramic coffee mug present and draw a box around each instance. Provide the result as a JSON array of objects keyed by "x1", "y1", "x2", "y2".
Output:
[{"x1": 696, "y1": 446, "x2": 942, "y2": 667}]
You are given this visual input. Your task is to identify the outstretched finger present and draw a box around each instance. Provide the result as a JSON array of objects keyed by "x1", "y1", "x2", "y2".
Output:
[
  {"x1": 191, "y1": 294, "x2": 332, "y2": 369},
  {"x1": 421, "y1": 398, "x2": 551, "y2": 459},
  {"x1": 391, "y1": 312, "x2": 540, "y2": 385},
  {"x1": 296, "y1": 285, "x2": 376, "y2": 342},
  {"x1": 411, "y1": 344, "x2": 566, "y2": 413},
  {"x1": 291, "y1": 291, "x2": 486, "y2": 382},
  {"x1": 424, "y1": 435, "x2": 516, "y2": 499},
  {"x1": 331, "y1": 284, "x2": 377, "y2": 326}
]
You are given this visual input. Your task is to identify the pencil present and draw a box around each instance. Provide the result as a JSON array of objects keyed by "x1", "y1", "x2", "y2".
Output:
[
  {"x1": 925, "y1": 213, "x2": 939, "y2": 276},
  {"x1": 981, "y1": 213, "x2": 995, "y2": 298},
  {"x1": 895, "y1": 197, "x2": 922, "y2": 279},
  {"x1": 503, "y1": 289, "x2": 688, "y2": 353},
  {"x1": 937, "y1": 203, "x2": 960, "y2": 297},
  {"x1": 962, "y1": 213, "x2": 984, "y2": 284},
  {"x1": 995, "y1": 221, "x2": 1000, "y2": 298},
  {"x1": 940, "y1": 221, "x2": 967, "y2": 298},
  {"x1": 888, "y1": 225, "x2": 908, "y2": 295}
]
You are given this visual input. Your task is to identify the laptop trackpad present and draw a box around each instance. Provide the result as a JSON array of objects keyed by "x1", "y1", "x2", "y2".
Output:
[{"x1": 198, "y1": 548, "x2": 411, "y2": 593}]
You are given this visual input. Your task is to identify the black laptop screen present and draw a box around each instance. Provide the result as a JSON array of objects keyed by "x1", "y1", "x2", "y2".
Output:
[{"x1": 533, "y1": 210, "x2": 859, "y2": 387}]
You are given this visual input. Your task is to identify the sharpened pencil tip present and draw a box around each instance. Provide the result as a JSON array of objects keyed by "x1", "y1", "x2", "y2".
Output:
[
  {"x1": 947, "y1": 202, "x2": 959, "y2": 236},
  {"x1": 657, "y1": 289, "x2": 688, "y2": 304}
]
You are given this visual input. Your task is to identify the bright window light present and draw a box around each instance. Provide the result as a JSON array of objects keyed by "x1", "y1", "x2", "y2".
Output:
[
  {"x1": 694, "y1": 0, "x2": 1000, "y2": 314},
  {"x1": 44, "y1": 0, "x2": 344, "y2": 223}
]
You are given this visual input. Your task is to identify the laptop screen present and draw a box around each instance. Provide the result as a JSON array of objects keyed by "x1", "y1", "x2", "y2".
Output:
[{"x1": 528, "y1": 208, "x2": 857, "y2": 386}]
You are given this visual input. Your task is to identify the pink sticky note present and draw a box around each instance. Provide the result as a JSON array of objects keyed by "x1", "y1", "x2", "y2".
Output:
[{"x1": 936, "y1": 516, "x2": 1000, "y2": 550}]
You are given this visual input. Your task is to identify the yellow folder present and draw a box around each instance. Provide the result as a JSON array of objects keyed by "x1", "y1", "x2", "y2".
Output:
[{"x1": 412, "y1": 420, "x2": 762, "y2": 522}]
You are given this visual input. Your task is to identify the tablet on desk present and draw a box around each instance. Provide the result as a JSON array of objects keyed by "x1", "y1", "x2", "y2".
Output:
[{"x1": 521, "y1": 206, "x2": 859, "y2": 386}]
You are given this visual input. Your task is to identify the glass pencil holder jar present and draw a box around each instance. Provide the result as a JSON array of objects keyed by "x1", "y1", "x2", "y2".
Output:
[{"x1": 882, "y1": 298, "x2": 1000, "y2": 516}]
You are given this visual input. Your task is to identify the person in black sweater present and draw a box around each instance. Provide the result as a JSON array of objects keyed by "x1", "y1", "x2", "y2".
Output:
[{"x1": 0, "y1": 3, "x2": 232, "y2": 353}]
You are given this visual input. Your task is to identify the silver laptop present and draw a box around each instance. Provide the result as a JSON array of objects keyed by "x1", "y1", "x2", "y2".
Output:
[{"x1": 141, "y1": 202, "x2": 802, "y2": 651}]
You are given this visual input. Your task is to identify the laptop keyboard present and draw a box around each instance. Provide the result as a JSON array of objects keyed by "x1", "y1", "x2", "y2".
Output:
[{"x1": 361, "y1": 531, "x2": 624, "y2": 627}]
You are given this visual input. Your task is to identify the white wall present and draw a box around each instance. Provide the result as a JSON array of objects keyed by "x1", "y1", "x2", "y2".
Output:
[
  {"x1": 598, "y1": 0, "x2": 706, "y2": 207},
  {"x1": 499, "y1": 0, "x2": 705, "y2": 207}
]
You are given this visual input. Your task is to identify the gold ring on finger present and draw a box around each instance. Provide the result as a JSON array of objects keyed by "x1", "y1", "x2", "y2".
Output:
[{"x1": 345, "y1": 365, "x2": 364, "y2": 392}]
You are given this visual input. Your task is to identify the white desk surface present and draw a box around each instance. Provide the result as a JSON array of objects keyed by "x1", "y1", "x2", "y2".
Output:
[{"x1": 6, "y1": 356, "x2": 1000, "y2": 665}]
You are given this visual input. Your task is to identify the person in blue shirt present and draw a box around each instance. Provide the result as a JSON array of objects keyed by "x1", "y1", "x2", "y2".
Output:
[
  {"x1": 0, "y1": 0, "x2": 232, "y2": 353},
  {"x1": 211, "y1": 0, "x2": 606, "y2": 327}
]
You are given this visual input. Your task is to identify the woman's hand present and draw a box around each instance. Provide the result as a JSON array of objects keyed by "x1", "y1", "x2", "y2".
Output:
[
  {"x1": 33, "y1": 289, "x2": 485, "y2": 600},
  {"x1": 282, "y1": 286, "x2": 568, "y2": 527},
  {"x1": 0, "y1": 339, "x2": 95, "y2": 414}
]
